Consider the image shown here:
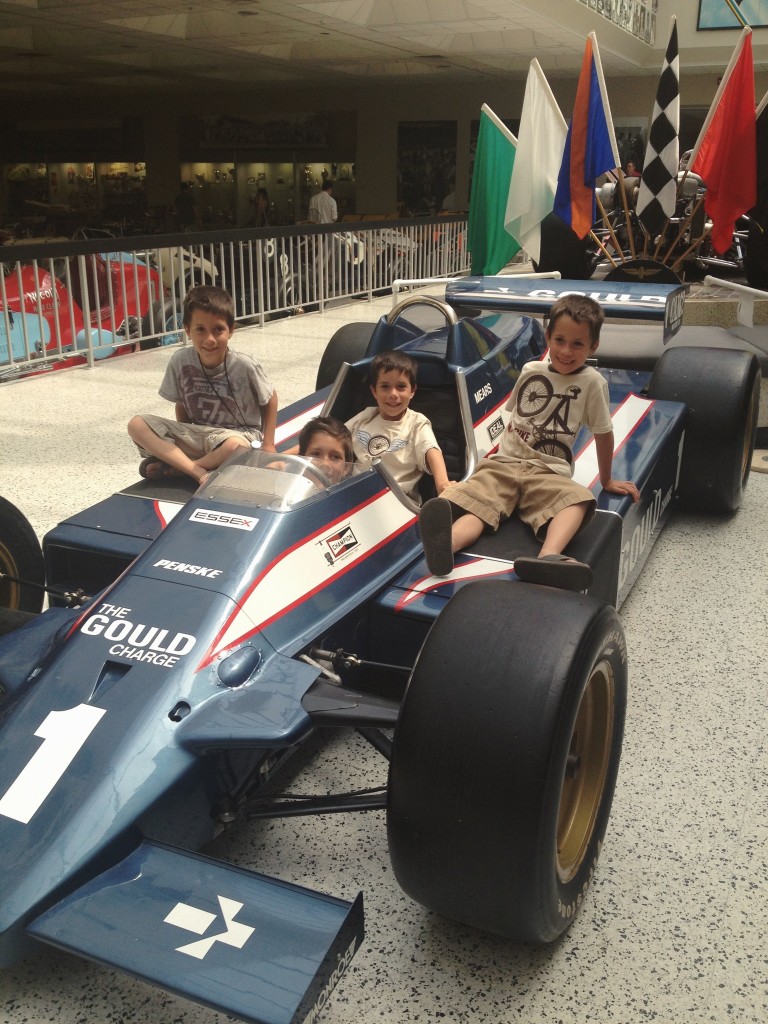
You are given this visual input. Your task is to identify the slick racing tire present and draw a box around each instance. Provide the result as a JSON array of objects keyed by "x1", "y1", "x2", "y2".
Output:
[
  {"x1": 140, "y1": 299, "x2": 185, "y2": 350},
  {"x1": 648, "y1": 347, "x2": 760, "y2": 513},
  {"x1": 176, "y1": 271, "x2": 215, "y2": 303},
  {"x1": 315, "y1": 322, "x2": 374, "y2": 390},
  {"x1": 387, "y1": 581, "x2": 627, "y2": 944},
  {"x1": 0, "y1": 496, "x2": 44, "y2": 617}
]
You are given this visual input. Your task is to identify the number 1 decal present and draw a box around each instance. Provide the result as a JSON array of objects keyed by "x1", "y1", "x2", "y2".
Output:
[{"x1": 0, "y1": 704, "x2": 106, "y2": 824}]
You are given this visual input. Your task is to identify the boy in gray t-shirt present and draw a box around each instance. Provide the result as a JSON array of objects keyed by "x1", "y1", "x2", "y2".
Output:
[{"x1": 128, "y1": 285, "x2": 277, "y2": 485}]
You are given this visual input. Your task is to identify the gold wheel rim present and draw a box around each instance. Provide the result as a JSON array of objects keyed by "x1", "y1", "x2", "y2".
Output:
[
  {"x1": 742, "y1": 383, "x2": 760, "y2": 483},
  {"x1": 557, "y1": 659, "x2": 615, "y2": 883},
  {"x1": 0, "y1": 538, "x2": 22, "y2": 610}
]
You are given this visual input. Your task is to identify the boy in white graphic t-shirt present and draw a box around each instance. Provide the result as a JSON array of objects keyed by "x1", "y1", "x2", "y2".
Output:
[
  {"x1": 419, "y1": 294, "x2": 640, "y2": 587},
  {"x1": 346, "y1": 350, "x2": 450, "y2": 504}
]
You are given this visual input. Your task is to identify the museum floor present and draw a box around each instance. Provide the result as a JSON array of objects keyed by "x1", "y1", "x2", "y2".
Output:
[{"x1": 1, "y1": 288, "x2": 766, "y2": 1024}]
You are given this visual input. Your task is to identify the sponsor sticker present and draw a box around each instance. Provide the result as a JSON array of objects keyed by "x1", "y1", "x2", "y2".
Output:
[
  {"x1": 663, "y1": 287, "x2": 685, "y2": 342},
  {"x1": 165, "y1": 896, "x2": 254, "y2": 960},
  {"x1": 474, "y1": 382, "x2": 493, "y2": 404},
  {"x1": 303, "y1": 936, "x2": 357, "y2": 1024},
  {"x1": 189, "y1": 509, "x2": 257, "y2": 531},
  {"x1": 487, "y1": 416, "x2": 504, "y2": 442},
  {"x1": 321, "y1": 525, "x2": 359, "y2": 564}
]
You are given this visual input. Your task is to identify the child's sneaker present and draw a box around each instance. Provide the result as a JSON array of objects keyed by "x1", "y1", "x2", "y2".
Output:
[
  {"x1": 419, "y1": 498, "x2": 454, "y2": 577},
  {"x1": 514, "y1": 554, "x2": 592, "y2": 592}
]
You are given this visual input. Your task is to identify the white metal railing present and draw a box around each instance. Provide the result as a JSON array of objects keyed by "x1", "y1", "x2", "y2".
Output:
[{"x1": 0, "y1": 216, "x2": 469, "y2": 381}]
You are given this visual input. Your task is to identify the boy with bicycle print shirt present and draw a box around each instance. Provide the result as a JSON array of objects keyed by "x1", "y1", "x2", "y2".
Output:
[{"x1": 419, "y1": 293, "x2": 640, "y2": 588}]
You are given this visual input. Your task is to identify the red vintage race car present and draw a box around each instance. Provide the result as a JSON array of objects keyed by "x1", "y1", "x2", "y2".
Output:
[{"x1": 0, "y1": 248, "x2": 170, "y2": 375}]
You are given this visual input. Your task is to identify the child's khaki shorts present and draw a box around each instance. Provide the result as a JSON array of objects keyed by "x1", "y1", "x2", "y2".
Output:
[
  {"x1": 136, "y1": 415, "x2": 257, "y2": 460},
  {"x1": 446, "y1": 457, "x2": 596, "y2": 539}
]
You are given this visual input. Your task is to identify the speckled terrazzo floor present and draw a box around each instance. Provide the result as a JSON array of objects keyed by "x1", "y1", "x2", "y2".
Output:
[{"x1": 1, "y1": 292, "x2": 767, "y2": 1024}]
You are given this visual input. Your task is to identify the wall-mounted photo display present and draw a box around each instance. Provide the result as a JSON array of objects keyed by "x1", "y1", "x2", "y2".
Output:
[
  {"x1": 697, "y1": 0, "x2": 768, "y2": 29},
  {"x1": 397, "y1": 121, "x2": 457, "y2": 215}
]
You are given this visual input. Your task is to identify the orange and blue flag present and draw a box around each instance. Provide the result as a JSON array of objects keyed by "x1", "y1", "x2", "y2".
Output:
[{"x1": 554, "y1": 33, "x2": 620, "y2": 239}]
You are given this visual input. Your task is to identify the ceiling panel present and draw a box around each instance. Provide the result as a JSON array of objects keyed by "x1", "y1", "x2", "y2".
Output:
[{"x1": 0, "y1": 0, "x2": 764, "y2": 96}]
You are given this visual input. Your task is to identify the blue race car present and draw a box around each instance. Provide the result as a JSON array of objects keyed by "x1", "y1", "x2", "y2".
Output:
[{"x1": 0, "y1": 277, "x2": 760, "y2": 1024}]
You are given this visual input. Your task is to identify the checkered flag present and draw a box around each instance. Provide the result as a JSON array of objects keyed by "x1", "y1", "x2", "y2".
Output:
[{"x1": 636, "y1": 18, "x2": 679, "y2": 238}]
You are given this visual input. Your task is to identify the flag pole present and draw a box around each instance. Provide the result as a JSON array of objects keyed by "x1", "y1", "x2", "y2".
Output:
[
  {"x1": 480, "y1": 102, "x2": 518, "y2": 145},
  {"x1": 687, "y1": 26, "x2": 752, "y2": 170},
  {"x1": 589, "y1": 230, "x2": 619, "y2": 268},
  {"x1": 669, "y1": 225, "x2": 712, "y2": 275},
  {"x1": 589, "y1": 32, "x2": 621, "y2": 170},
  {"x1": 531, "y1": 57, "x2": 568, "y2": 133},
  {"x1": 616, "y1": 170, "x2": 638, "y2": 259},
  {"x1": 659, "y1": 193, "x2": 707, "y2": 264},
  {"x1": 595, "y1": 194, "x2": 627, "y2": 262}
]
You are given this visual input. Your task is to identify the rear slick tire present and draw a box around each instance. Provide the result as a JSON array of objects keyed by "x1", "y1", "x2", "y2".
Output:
[
  {"x1": 648, "y1": 347, "x2": 760, "y2": 513},
  {"x1": 387, "y1": 580, "x2": 627, "y2": 944},
  {"x1": 315, "y1": 322, "x2": 374, "y2": 390}
]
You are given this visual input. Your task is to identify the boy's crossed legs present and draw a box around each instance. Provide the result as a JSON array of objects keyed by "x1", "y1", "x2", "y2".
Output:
[{"x1": 128, "y1": 415, "x2": 251, "y2": 485}]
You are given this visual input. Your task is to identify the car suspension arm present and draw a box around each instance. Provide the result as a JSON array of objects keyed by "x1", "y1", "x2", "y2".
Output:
[
  {"x1": 245, "y1": 787, "x2": 388, "y2": 819},
  {"x1": 0, "y1": 570, "x2": 91, "y2": 608}
]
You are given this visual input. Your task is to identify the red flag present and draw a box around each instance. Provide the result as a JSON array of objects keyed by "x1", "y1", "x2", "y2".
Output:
[{"x1": 690, "y1": 29, "x2": 756, "y2": 255}]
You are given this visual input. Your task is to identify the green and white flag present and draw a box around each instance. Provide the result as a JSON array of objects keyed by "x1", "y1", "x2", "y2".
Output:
[{"x1": 468, "y1": 104, "x2": 520, "y2": 275}]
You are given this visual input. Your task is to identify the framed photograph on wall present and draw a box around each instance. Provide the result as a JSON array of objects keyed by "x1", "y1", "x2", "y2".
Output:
[
  {"x1": 697, "y1": 0, "x2": 768, "y2": 30},
  {"x1": 397, "y1": 121, "x2": 457, "y2": 215}
]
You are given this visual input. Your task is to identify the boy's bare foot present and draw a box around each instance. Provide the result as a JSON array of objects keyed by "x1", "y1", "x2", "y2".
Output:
[
  {"x1": 419, "y1": 497, "x2": 454, "y2": 577},
  {"x1": 514, "y1": 554, "x2": 592, "y2": 593}
]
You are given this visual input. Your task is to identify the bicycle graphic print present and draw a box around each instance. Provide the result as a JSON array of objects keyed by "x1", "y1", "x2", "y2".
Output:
[{"x1": 515, "y1": 373, "x2": 583, "y2": 463}]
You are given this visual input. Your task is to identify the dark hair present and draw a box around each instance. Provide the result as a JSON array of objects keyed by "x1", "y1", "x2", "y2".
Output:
[
  {"x1": 183, "y1": 285, "x2": 235, "y2": 329},
  {"x1": 369, "y1": 349, "x2": 417, "y2": 388},
  {"x1": 547, "y1": 294, "x2": 604, "y2": 345},
  {"x1": 321, "y1": 181, "x2": 333, "y2": 192},
  {"x1": 298, "y1": 416, "x2": 353, "y2": 462}
]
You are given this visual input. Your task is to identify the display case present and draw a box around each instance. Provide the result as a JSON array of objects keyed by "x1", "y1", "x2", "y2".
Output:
[
  {"x1": 98, "y1": 161, "x2": 147, "y2": 229},
  {"x1": 4, "y1": 163, "x2": 51, "y2": 227},
  {"x1": 180, "y1": 162, "x2": 236, "y2": 228},
  {"x1": 47, "y1": 162, "x2": 98, "y2": 221}
]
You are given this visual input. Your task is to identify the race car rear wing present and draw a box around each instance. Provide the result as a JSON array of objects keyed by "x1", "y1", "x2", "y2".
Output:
[
  {"x1": 28, "y1": 840, "x2": 363, "y2": 1024},
  {"x1": 445, "y1": 276, "x2": 688, "y2": 343}
]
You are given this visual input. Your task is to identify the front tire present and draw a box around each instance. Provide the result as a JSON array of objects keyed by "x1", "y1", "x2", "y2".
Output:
[
  {"x1": 387, "y1": 581, "x2": 627, "y2": 944},
  {"x1": 0, "y1": 497, "x2": 44, "y2": 616},
  {"x1": 648, "y1": 347, "x2": 760, "y2": 512}
]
